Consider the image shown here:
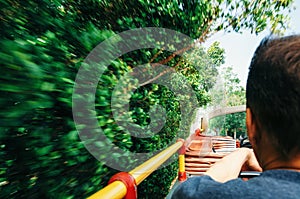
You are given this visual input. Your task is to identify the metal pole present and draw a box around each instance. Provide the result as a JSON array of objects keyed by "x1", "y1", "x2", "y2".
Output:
[
  {"x1": 130, "y1": 141, "x2": 183, "y2": 185},
  {"x1": 88, "y1": 181, "x2": 126, "y2": 199},
  {"x1": 177, "y1": 138, "x2": 186, "y2": 181},
  {"x1": 88, "y1": 141, "x2": 184, "y2": 199}
]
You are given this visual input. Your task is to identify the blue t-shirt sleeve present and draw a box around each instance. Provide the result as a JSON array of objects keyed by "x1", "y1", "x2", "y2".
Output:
[{"x1": 171, "y1": 175, "x2": 223, "y2": 199}]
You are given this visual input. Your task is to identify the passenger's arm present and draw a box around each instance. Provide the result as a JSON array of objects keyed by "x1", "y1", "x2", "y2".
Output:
[{"x1": 205, "y1": 148, "x2": 262, "y2": 183}]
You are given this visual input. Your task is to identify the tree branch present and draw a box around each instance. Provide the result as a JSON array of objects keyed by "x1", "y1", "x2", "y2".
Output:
[{"x1": 137, "y1": 20, "x2": 214, "y2": 87}]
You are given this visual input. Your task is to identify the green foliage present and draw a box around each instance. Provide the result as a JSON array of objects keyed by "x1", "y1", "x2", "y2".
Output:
[
  {"x1": 0, "y1": 0, "x2": 293, "y2": 198},
  {"x1": 212, "y1": 0, "x2": 294, "y2": 35},
  {"x1": 209, "y1": 66, "x2": 246, "y2": 107},
  {"x1": 137, "y1": 162, "x2": 178, "y2": 197},
  {"x1": 210, "y1": 112, "x2": 246, "y2": 138}
]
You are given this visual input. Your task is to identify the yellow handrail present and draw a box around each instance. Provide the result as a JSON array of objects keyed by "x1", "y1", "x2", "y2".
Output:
[
  {"x1": 88, "y1": 181, "x2": 127, "y2": 199},
  {"x1": 129, "y1": 141, "x2": 183, "y2": 184},
  {"x1": 88, "y1": 141, "x2": 184, "y2": 199}
]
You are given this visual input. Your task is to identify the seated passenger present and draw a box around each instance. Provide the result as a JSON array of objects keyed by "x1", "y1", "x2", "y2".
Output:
[{"x1": 171, "y1": 35, "x2": 300, "y2": 199}]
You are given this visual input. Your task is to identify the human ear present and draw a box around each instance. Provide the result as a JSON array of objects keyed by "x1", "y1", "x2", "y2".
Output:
[{"x1": 246, "y1": 108, "x2": 257, "y2": 145}]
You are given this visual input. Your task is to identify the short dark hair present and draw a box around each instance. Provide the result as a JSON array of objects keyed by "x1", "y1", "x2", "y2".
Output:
[{"x1": 246, "y1": 35, "x2": 300, "y2": 158}]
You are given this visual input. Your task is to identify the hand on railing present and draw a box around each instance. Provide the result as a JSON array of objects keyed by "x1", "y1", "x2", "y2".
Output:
[{"x1": 204, "y1": 148, "x2": 262, "y2": 183}]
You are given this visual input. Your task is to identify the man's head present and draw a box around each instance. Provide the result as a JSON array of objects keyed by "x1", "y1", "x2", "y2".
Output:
[{"x1": 246, "y1": 35, "x2": 300, "y2": 160}]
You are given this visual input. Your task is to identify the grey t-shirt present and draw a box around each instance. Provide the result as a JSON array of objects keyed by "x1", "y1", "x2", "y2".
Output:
[{"x1": 171, "y1": 170, "x2": 300, "y2": 199}]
